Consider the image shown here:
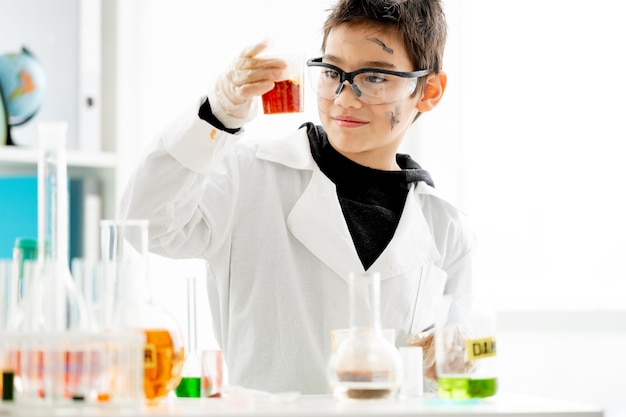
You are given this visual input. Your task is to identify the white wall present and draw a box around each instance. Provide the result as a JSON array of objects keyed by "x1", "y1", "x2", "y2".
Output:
[
  {"x1": 109, "y1": 1, "x2": 626, "y2": 414},
  {"x1": 457, "y1": 0, "x2": 626, "y2": 312}
]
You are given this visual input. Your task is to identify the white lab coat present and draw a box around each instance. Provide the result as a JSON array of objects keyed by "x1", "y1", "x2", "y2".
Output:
[{"x1": 120, "y1": 97, "x2": 475, "y2": 394}]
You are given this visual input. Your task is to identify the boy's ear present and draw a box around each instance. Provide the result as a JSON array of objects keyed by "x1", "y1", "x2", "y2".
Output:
[{"x1": 416, "y1": 71, "x2": 447, "y2": 113}]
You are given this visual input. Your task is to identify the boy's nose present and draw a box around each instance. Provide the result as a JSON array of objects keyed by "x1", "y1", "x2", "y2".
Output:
[{"x1": 334, "y1": 80, "x2": 362, "y2": 98}]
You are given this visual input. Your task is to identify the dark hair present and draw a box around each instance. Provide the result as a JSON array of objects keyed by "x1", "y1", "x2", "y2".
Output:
[{"x1": 321, "y1": 0, "x2": 447, "y2": 76}]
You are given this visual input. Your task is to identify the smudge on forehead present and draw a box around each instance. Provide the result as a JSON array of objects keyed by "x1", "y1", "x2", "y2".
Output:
[{"x1": 369, "y1": 37, "x2": 394, "y2": 54}]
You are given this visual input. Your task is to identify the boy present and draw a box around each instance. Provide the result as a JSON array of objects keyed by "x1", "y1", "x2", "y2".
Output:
[{"x1": 120, "y1": 0, "x2": 474, "y2": 394}]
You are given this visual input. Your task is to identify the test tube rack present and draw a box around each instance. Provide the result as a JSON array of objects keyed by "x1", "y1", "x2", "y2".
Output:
[{"x1": 0, "y1": 330, "x2": 145, "y2": 413}]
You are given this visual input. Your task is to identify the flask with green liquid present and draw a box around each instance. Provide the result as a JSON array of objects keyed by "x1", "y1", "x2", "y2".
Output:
[{"x1": 175, "y1": 277, "x2": 202, "y2": 397}]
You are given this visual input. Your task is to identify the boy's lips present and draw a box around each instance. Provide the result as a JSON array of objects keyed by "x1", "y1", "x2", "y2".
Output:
[{"x1": 333, "y1": 115, "x2": 368, "y2": 127}]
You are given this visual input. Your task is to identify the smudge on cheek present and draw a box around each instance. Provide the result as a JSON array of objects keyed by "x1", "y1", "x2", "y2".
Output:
[{"x1": 386, "y1": 106, "x2": 401, "y2": 130}]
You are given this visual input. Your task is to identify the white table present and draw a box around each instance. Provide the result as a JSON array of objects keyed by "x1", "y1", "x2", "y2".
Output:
[
  {"x1": 0, "y1": 393, "x2": 605, "y2": 416},
  {"x1": 135, "y1": 393, "x2": 605, "y2": 417}
]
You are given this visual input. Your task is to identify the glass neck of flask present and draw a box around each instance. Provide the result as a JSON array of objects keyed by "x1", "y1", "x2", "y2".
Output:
[
  {"x1": 119, "y1": 258, "x2": 151, "y2": 303},
  {"x1": 348, "y1": 272, "x2": 382, "y2": 331},
  {"x1": 101, "y1": 220, "x2": 153, "y2": 304},
  {"x1": 37, "y1": 122, "x2": 69, "y2": 266}
]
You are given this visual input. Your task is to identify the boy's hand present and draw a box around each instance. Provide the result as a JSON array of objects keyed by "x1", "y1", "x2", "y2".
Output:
[
  {"x1": 407, "y1": 325, "x2": 476, "y2": 383},
  {"x1": 213, "y1": 41, "x2": 288, "y2": 127}
]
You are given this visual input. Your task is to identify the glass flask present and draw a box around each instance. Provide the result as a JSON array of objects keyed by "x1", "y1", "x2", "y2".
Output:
[
  {"x1": 100, "y1": 219, "x2": 185, "y2": 406},
  {"x1": 328, "y1": 271, "x2": 402, "y2": 400},
  {"x1": 174, "y1": 277, "x2": 202, "y2": 398}
]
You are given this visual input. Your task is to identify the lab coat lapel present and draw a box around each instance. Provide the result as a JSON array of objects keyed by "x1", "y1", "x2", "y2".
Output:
[
  {"x1": 287, "y1": 169, "x2": 364, "y2": 280},
  {"x1": 369, "y1": 187, "x2": 441, "y2": 278},
  {"x1": 257, "y1": 130, "x2": 364, "y2": 280}
]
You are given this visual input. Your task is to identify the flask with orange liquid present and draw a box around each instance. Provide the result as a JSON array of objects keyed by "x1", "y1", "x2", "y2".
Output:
[{"x1": 100, "y1": 219, "x2": 185, "y2": 405}]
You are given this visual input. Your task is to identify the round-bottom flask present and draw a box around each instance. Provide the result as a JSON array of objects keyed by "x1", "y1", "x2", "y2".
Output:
[
  {"x1": 328, "y1": 272, "x2": 402, "y2": 400},
  {"x1": 101, "y1": 219, "x2": 185, "y2": 405}
]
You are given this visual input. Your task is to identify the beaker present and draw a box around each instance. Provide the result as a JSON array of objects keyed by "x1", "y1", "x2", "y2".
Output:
[
  {"x1": 201, "y1": 350, "x2": 223, "y2": 398},
  {"x1": 328, "y1": 271, "x2": 402, "y2": 400},
  {"x1": 100, "y1": 219, "x2": 185, "y2": 405},
  {"x1": 434, "y1": 294, "x2": 498, "y2": 399},
  {"x1": 261, "y1": 55, "x2": 304, "y2": 114}
]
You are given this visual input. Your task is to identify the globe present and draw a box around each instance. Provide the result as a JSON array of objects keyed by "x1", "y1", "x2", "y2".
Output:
[
  {"x1": 0, "y1": 82, "x2": 7, "y2": 145},
  {"x1": 0, "y1": 47, "x2": 46, "y2": 128}
]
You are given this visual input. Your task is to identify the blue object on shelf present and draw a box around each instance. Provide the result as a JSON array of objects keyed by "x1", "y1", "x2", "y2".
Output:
[
  {"x1": 0, "y1": 175, "x2": 89, "y2": 261},
  {"x1": 0, "y1": 175, "x2": 37, "y2": 259}
]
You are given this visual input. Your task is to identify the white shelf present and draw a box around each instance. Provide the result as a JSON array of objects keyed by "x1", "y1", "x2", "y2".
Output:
[
  {"x1": 0, "y1": 146, "x2": 119, "y2": 219},
  {"x1": 0, "y1": 146, "x2": 117, "y2": 170}
]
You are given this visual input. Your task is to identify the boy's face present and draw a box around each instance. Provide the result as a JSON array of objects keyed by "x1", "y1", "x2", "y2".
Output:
[{"x1": 316, "y1": 23, "x2": 442, "y2": 170}]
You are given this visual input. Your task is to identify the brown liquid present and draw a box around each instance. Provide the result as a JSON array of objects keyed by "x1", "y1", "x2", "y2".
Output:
[
  {"x1": 336, "y1": 369, "x2": 396, "y2": 400},
  {"x1": 142, "y1": 329, "x2": 184, "y2": 405},
  {"x1": 346, "y1": 388, "x2": 392, "y2": 400}
]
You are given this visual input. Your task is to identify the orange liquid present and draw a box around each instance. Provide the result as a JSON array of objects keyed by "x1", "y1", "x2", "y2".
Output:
[
  {"x1": 262, "y1": 79, "x2": 303, "y2": 114},
  {"x1": 142, "y1": 329, "x2": 184, "y2": 405}
]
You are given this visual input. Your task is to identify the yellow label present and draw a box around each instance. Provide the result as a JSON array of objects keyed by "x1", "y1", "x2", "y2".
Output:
[
  {"x1": 144, "y1": 343, "x2": 157, "y2": 369},
  {"x1": 465, "y1": 337, "x2": 496, "y2": 360}
]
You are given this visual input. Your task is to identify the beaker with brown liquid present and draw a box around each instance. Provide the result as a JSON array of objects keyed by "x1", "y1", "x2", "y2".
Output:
[{"x1": 101, "y1": 220, "x2": 185, "y2": 405}]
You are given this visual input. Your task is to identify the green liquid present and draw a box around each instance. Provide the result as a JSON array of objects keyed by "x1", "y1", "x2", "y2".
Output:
[
  {"x1": 175, "y1": 376, "x2": 201, "y2": 398},
  {"x1": 438, "y1": 376, "x2": 497, "y2": 399}
]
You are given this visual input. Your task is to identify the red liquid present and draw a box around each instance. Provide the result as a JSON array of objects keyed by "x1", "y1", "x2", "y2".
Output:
[{"x1": 262, "y1": 80, "x2": 303, "y2": 114}]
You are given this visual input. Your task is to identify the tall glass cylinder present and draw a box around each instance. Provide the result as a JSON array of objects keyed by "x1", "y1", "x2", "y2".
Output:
[
  {"x1": 328, "y1": 271, "x2": 402, "y2": 400},
  {"x1": 15, "y1": 122, "x2": 90, "y2": 333},
  {"x1": 100, "y1": 219, "x2": 184, "y2": 405}
]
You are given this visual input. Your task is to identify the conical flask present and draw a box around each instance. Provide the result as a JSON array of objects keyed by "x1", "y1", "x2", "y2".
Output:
[
  {"x1": 328, "y1": 271, "x2": 402, "y2": 400},
  {"x1": 174, "y1": 276, "x2": 202, "y2": 398},
  {"x1": 100, "y1": 219, "x2": 185, "y2": 405}
]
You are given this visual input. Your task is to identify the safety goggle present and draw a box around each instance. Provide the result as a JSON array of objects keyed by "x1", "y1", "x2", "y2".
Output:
[{"x1": 306, "y1": 57, "x2": 432, "y2": 104}]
